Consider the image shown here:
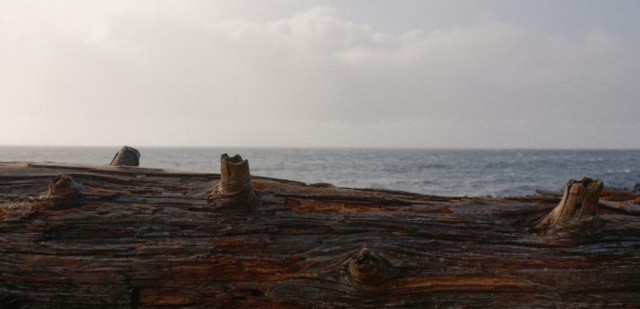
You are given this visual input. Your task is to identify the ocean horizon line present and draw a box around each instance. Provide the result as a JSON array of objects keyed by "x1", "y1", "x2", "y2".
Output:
[{"x1": 1, "y1": 145, "x2": 640, "y2": 151}]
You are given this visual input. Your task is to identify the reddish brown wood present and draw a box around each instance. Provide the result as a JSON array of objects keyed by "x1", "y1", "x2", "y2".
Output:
[{"x1": 0, "y1": 160, "x2": 639, "y2": 308}]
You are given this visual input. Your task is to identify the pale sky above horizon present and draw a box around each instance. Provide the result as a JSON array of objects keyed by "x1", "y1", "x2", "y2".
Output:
[{"x1": 2, "y1": 0, "x2": 640, "y2": 148}]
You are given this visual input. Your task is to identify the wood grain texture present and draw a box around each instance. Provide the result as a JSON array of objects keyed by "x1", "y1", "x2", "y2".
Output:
[{"x1": 1, "y1": 161, "x2": 639, "y2": 308}]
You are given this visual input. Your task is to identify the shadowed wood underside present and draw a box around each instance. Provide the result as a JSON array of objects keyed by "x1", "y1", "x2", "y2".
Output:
[{"x1": 1, "y1": 161, "x2": 639, "y2": 308}]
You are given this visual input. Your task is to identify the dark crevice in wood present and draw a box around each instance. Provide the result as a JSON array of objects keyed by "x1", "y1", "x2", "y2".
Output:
[{"x1": 129, "y1": 287, "x2": 140, "y2": 309}]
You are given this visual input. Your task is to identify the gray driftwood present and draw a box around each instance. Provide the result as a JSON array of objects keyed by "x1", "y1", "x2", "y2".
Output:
[
  {"x1": 109, "y1": 146, "x2": 140, "y2": 166},
  {"x1": 0, "y1": 159, "x2": 639, "y2": 308}
]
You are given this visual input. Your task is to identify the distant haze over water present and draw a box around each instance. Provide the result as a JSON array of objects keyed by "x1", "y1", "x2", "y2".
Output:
[{"x1": 1, "y1": 146, "x2": 639, "y2": 197}]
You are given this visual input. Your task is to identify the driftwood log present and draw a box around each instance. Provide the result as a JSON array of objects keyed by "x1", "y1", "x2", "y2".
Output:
[{"x1": 1, "y1": 157, "x2": 640, "y2": 308}]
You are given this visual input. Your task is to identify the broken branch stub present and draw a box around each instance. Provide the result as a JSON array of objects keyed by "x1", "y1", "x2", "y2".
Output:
[
  {"x1": 46, "y1": 174, "x2": 83, "y2": 207},
  {"x1": 535, "y1": 177, "x2": 604, "y2": 234},
  {"x1": 109, "y1": 146, "x2": 140, "y2": 166},
  {"x1": 210, "y1": 154, "x2": 256, "y2": 207}
]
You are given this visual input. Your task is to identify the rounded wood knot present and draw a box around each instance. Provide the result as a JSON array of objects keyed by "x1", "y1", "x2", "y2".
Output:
[
  {"x1": 347, "y1": 248, "x2": 391, "y2": 288},
  {"x1": 110, "y1": 146, "x2": 140, "y2": 166},
  {"x1": 46, "y1": 174, "x2": 83, "y2": 207}
]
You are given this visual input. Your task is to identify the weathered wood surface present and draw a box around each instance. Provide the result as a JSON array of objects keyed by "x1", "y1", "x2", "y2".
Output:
[
  {"x1": 110, "y1": 147, "x2": 141, "y2": 167},
  {"x1": 1, "y1": 161, "x2": 640, "y2": 308},
  {"x1": 534, "y1": 177, "x2": 605, "y2": 235}
]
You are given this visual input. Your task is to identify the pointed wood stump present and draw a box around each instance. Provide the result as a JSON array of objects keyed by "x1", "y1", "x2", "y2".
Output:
[
  {"x1": 535, "y1": 177, "x2": 604, "y2": 234},
  {"x1": 109, "y1": 146, "x2": 140, "y2": 166}
]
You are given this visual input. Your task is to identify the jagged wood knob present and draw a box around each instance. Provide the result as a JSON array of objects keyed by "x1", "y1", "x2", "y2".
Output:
[
  {"x1": 535, "y1": 177, "x2": 604, "y2": 234},
  {"x1": 210, "y1": 154, "x2": 257, "y2": 208},
  {"x1": 110, "y1": 146, "x2": 140, "y2": 166},
  {"x1": 46, "y1": 174, "x2": 83, "y2": 207},
  {"x1": 216, "y1": 154, "x2": 254, "y2": 196}
]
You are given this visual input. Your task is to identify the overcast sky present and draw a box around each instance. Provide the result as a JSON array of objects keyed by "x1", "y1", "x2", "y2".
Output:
[{"x1": 2, "y1": 0, "x2": 639, "y2": 148}]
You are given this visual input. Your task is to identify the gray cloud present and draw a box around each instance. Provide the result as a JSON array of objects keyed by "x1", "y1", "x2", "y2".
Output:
[{"x1": 1, "y1": 2, "x2": 639, "y2": 148}]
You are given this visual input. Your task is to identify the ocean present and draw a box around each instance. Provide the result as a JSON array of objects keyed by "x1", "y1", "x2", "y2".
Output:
[{"x1": 1, "y1": 146, "x2": 639, "y2": 198}]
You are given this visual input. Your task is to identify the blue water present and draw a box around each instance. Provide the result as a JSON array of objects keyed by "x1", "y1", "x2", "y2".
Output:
[{"x1": 1, "y1": 146, "x2": 639, "y2": 197}]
